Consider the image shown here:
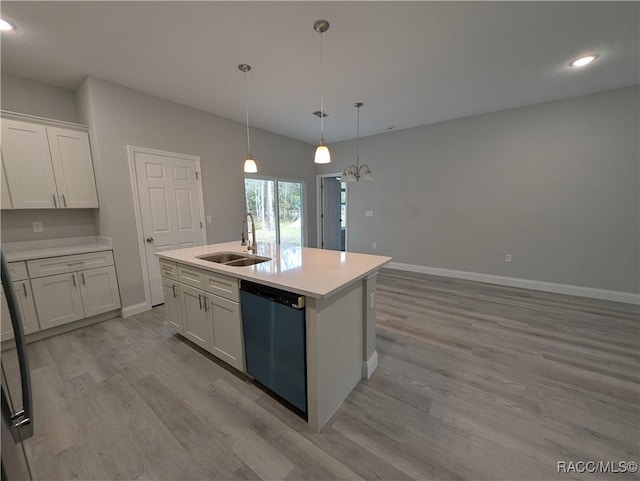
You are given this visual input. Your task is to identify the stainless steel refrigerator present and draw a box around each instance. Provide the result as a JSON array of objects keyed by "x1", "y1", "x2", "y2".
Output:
[{"x1": 1, "y1": 250, "x2": 33, "y2": 481}]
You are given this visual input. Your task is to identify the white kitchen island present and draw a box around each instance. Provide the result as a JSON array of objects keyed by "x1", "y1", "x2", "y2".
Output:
[{"x1": 156, "y1": 241, "x2": 391, "y2": 431}]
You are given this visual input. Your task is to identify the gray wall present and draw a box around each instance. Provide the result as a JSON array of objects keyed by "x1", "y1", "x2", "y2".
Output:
[
  {"x1": 77, "y1": 76, "x2": 316, "y2": 308},
  {"x1": 1, "y1": 73, "x2": 80, "y2": 123},
  {"x1": 318, "y1": 87, "x2": 639, "y2": 294},
  {"x1": 0, "y1": 209, "x2": 97, "y2": 242}
]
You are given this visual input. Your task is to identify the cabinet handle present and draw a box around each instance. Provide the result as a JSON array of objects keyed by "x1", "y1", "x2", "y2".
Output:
[
  {"x1": 172, "y1": 284, "x2": 177, "y2": 298},
  {"x1": 22, "y1": 283, "x2": 27, "y2": 297},
  {"x1": 198, "y1": 294, "x2": 203, "y2": 310},
  {"x1": 52, "y1": 195, "x2": 57, "y2": 208},
  {"x1": 203, "y1": 296, "x2": 209, "y2": 312},
  {"x1": 81, "y1": 273, "x2": 86, "y2": 285},
  {"x1": 62, "y1": 194, "x2": 67, "y2": 207},
  {"x1": 71, "y1": 274, "x2": 76, "y2": 287}
]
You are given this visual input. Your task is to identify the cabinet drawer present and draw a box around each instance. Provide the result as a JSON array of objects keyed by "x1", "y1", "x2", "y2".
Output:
[
  {"x1": 159, "y1": 259, "x2": 177, "y2": 280},
  {"x1": 27, "y1": 250, "x2": 114, "y2": 278},
  {"x1": 177, "y1": 264, "x2": 239, "y2": 302},
  {"x1": 8, "y1": 261, "x2": 28, "y2": 281}
]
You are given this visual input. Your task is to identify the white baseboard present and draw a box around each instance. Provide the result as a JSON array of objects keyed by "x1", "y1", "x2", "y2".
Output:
[
  {"x1": 362, "y1": 351, "x2": 378, "y2": 379},
  {"x1": 121, "y1": 301, "x2": 151, "y2": 318},
  {"x1": 386, "y1": 262, "x2": 640, "y2": 305}
]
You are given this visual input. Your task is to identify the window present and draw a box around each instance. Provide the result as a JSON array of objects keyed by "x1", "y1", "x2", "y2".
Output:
[{"x1": 244, "y1": 177, "x2": 304, "y2": 246}]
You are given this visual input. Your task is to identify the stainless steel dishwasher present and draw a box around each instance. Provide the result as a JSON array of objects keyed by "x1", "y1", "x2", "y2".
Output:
[{"x1": 240, "y1": 280, "x2": 307, "y2": 414}]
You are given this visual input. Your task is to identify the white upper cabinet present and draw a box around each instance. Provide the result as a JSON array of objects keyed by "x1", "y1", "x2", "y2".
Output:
[
  {"x1": 47, "y1": 126, "x2": 99, "y2": 208},
  {"x1": 1, "y1": 119, "x2": 59, "y2": 209},
  {"x1": 1, "y1": 118, "x2": 99, "y2": 209},
  {"x1": 1, "y1": 158, "x2": 13, "y2": 209}
]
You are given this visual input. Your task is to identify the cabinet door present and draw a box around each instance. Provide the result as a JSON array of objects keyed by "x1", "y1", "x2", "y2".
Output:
[
  {"x1": 30, "y1": 273, "x2": 84, "y2": 329},
  {"x1": 1, "y1": 282, "x2": 41, "y2": 341},
  {"x1": 46, "y1": 127, "x2": 99, "y2": 208},
  {"x1": 179, "y1": 284, "x2": 209, "y2": 350},
  {"x1": 208, "y1": 294, "x2": 244, "y2": 371},
  {"x1": 13, "y1": 281, "x2": 40, "y2": 335},
  {"x1": 163, "y1": 278, "x2": 183, "y2": 333},
  {"x1": 79, "y1": 266, "x2": 121, "y2": 317},
  {"x1": 1, "y1": 119, "x2": 58, "y2": 209},
  {"x1": 1, "y1": 157, "x2": 13, "y2": 210}
]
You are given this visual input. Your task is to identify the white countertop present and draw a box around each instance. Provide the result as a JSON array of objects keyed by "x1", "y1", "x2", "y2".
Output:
[
  {"x1": 156, "y1": 241, "x2": 391, "y2": 299},
  {"x1": 5, "y1": 243, "x2": 112, "y2": 262}
]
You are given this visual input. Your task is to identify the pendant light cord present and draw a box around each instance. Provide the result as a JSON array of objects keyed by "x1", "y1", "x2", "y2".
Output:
[
  {"x1": 356, "y1": 105, "x2": 360, "y2": 169},
  {"x1": 320, "y1": 30, "x2": 324, "y2": 144},
  {"x1": 244, "y1": 70, "x2": 251, "y2": 155}
]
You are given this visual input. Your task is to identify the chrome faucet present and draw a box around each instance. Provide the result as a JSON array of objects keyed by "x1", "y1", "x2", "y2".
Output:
[{"x1": 241, "y1": 213, "x2": 257, "y2": 253}]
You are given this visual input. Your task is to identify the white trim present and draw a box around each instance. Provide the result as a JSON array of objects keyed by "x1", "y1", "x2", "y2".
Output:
[
  {"x1": 386, "y1": 262, "x2": 640, "y2": 305},
  {"x1": 361, "y1": 350, "x2": 378, "y2": 379},
  {"x1": 121, "y1": 301, "x2": 151, "y2": 318},
  {"x1": 127, "y1": 145, "x2": 207, "y2": 310},
  {"x1": 316, "y1": 172, "x2": 348, "y2": 251},
  {"x1": 0, "y1": 110, "x2": 89, "y2": 130}
]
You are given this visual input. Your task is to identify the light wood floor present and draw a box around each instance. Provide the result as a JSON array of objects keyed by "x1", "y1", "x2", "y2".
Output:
[{"x1": 7, "y1": 268, "x2": 640, "y2": 480}]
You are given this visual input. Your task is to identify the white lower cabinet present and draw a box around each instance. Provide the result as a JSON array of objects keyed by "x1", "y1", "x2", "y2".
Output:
[
  {"x1": 1, "y1": 281, "x2": 41, "y2": 340},
  {"x1": 31, "y1": 266, "x2": 120, "y2": 329},
  {"x1": 31, "y1": 273, "x2": 84, "y2": 329},
  {"x1": 180, "y1": 284, "x2": 210, "y2": 350},
  {"x1": 166, "y1": 263, "x2": 244, "y2": 372},
  {"x1": 79, "y1": 266, "x2": 120, "y2": 317},
  {"x1": 208, "y1": 294, "x2": 244, "y2": 371},
  {"x1": 162, "y1": 278, "x2": 183, "y2": 333}
]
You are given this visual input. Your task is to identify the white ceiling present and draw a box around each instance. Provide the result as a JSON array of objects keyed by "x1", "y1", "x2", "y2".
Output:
[{"x1": 1, "y1": 2, "x2": 638, "y2": 144}]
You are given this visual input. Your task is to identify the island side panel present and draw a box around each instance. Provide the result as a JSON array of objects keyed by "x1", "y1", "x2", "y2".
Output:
[
  {"x1": 362, "y1": 273, "x2": 378, "y2": 379},
  {"x1": 306, "y1": 282, "x2": 363, "y2": 432}
]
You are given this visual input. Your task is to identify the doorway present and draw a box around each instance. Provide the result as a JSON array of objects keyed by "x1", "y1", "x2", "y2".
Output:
[
  {"x1": 317, "y1": 173, "x2": 347, "y2": 251},
  {"x1": 129, "y1": 146, "x2": 206, "y2": 307}
]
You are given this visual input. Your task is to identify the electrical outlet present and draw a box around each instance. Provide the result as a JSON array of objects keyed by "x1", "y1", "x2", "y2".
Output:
[
  {"x1": 365, "y1": 210, "x2": 373, "y2": 217},
  {"x1": 505, "y1": 254, "x2": 512, "y2": 263},
  {"x1": 372, "y1": 242, "x2": 377, "y2": 249},
  {"x1": 369, "y1": 292, "x2": 375, "y2": 309},
  {"x1": 32, "y1": 222, "x2": 43, "y2": 233},
  {"x1": 206, "y1": 215, "x2": 212, "y2": 224}
]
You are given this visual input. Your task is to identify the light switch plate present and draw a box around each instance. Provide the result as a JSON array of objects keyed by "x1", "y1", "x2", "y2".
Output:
[
  {"x1": 32, "y1": 222, "x2": 43, "y2": 233},
  {"x1": 365, "y1": 210, "x2": 373, "y2": 217},
  {"x1": 206, "y1": 215, "x2": 212, "y2": 224}
]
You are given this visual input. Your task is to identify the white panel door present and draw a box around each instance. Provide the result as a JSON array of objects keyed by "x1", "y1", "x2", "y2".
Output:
[
  {"x1": 78, "y1": 266, "x2": 121, "y2": 317},
  {"x1": 1, "y1": 119, "x2": 58, "y2": 209},
  {"x1": 163, "y1": 278, "x2": 183, "y2": 333},
  {"x1": 135, "y1": 151, "x2": 205, "y2": 306},
  {"x1": 321, "y1": 177, "x2": 342, "y2": 250},
  {"x1": 208, "y1": 294, "x2": 244, "y2": 371},
  {"x1": 180, "y1": 284, "x2": 209, "y2": 350},
  {"x1": 47, "y1": 126, "x2": 99, "y2": 208},
  {"x1": 30, "y1": 273, "x2": 84, "y2": 329}
]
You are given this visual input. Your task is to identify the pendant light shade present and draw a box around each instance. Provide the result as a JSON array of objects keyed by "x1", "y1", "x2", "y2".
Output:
[
  {"x1": 244, "y1": 154, "x2": 257, "y2": 173},
  {"x1": 238, "y1": 63, "x2": 258, "y2": 173},
  {"x1": 342, "y1": 102, "x2": 374, "y2": 182},
  {"x1": 313, "y1": 20, "x2": 331, "y2": 164},
  {"x1": 314, "y1": 145, "x2": 331, "y2": 164}
]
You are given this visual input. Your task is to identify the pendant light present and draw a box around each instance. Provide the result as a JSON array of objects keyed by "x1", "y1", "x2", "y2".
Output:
[
  {"x1": 313, "y1": 19, "x2": 331, "y2": 164},
  {"x1": 342, "y1": 102, "x2": 374, "y2": 182},
  {"x1": 239, "y1": 64, "x2": 257, "y2": 173}
]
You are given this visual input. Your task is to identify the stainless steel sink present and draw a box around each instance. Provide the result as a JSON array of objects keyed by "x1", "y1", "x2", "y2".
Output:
[
  {"x1": 196, "y1": 252, "x2": 271, "y2": 267},
  {"x1": 197, "y1": 252, "x2": 247, "y2": 263},
  {"x1": 224, "y1": 257, "x2": 270, "y2": 267}
]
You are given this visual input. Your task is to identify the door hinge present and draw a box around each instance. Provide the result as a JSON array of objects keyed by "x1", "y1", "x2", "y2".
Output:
[
  {"x1": 196, "y1": 172, "x2": 199, "y2": 179},
  {"x1": 200, "y1": 221, "x2": 203, "y2": 228}
]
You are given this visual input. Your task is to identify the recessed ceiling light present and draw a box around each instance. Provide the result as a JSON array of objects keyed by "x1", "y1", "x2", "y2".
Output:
[
  {"x1": 0, "y1": 18, "x2": 14, "y2": 31},
  {"x1": 570, "y1": 54, "x2": 599, "y2": 68}
]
